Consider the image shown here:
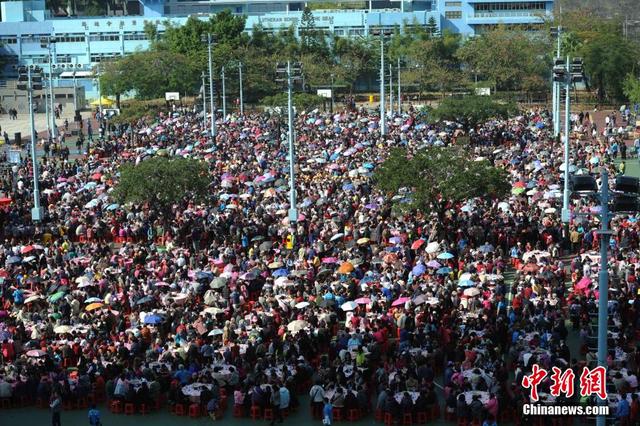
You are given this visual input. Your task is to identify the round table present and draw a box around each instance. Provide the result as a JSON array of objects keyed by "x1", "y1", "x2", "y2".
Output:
[
  {"x1": 394, "y1": 391, "x2": 420, "y2": 404},
  {"x1": 182, "y1": 382, "x2": 213, "y2": 402},
  {"x1": 463, "y1": 391, "x2": 490, "y2": 405}
]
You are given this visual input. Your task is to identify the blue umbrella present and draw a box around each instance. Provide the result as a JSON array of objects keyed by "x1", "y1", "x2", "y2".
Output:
[
  {"x1": 458, "y1": 279, "x2": 475, "y2": 288},
  {"x1": 272, "y1": 268, "x2": 289, "y2": 278},
  {"x1": 535, "y1": 122, "x2": 545, "y2": 129},
  {"x1": 479, "y1": 243, "x2": 494, "y2": 253},
  {"x1": 106, "y1": 203, "x2": 119, "y2": 211},
  {"x1": 144, "y1": 314, "x2": 163, "y2": 325},
  {"x1": 7, "y1": 256, "x2": 21, "y2": 264},
  {"x1": 436, "y1": 267, "x2": 452, "y2": 275},
  {"x1": 412, "y1": 264, "x2": 426, "y2": 277},
  {"x1": 342, "y1": 183, "x2": 354, "y2": 191},
  {"x1": 135, "y1": 295, "x2": 154, "y2": 305},
  {"x1": 437, "y1": 252, "x2": 454, "y2": 260},
  {"x1": 196, "y1": 271, "x2": 214, "y2": 281},
  {"x1": 363, "y1": 163, "x2": 375, "y2": 170}
]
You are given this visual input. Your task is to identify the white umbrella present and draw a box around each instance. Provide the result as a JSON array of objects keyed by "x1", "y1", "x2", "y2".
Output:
[
  {"x1": 425, "y1": 242, "x2": 440, "y2": 254},
  {"x1": 341, "y1": 301, "x2": 358, "y2": 311},
  {"x1": 295, "y1": 301, "x2": 310, "y2": 309},
  {"x1": 54, "y1": 325, "x2": 73, "y2": 334},
  {"x1": 330, "y1": 233, "x2": 345, "y2": 242},
  {"x1": 287, "y1": 320, "x2": 309, "y2": 333},
  {"x1": 203, "y1": 307, "x2": 224, "y2": 315},
  {"x1": 463, "y1": 288, "x2": 481, "y2": 297},
  {"x1": 208, "y1": 329, "x2": 224, "y2": 336}
]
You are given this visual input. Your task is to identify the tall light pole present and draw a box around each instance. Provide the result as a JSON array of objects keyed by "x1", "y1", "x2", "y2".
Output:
[
  {"x1": 596, "y1": 170, "x2": 610, "y2": 426},
  {"x1": 96, "y1": 65, "x2": 103, "y2": 116},
  {"x1": 238, "y1": 61, "x2": 244, "y2": 115},
  {"x1": 562, "y1": 56, "x2": 571, "y2": 226},
  {"x1": 202, "y1": 33, "x2": 216, "y2": 138},
  {"x1": 397, "y1": 57, "x2": 401, "y2": 115},
  {"x1": 17, "y1": 66, "x2": 44, "y2": 222},
  {"x1": 276, "y1": 62, "x2": 302, "y2": 224},
  {"x1": 379, "y1": 32, "x2": 386, "y2": 136},
  {"x1": 330, "y1": 73, "x2": 335, "y2": 114},
  {"x1": 554, "y1": 27, "x2": 562, "y2": 137},
  {"x1": 221, "y1": 65, "x2": 227, "y2": 118},
  {"x1": 201, "y1": 71, "x2": 207, "y2": 130},
  {"x1": 46, "y1": 38, "x2": 58, "y2": 139},
  {"x1": 44, "y1": 76, "x2": 51, "y2": 139},
  {"x1": 389, "y1": 63, "x2": 393, "y2": 118}
]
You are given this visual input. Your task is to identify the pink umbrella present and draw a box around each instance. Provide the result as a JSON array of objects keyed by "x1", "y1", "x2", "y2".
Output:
[
  {"x1": 322, "y1": 257, "x2": 338, "y2": 264},
  {"x1": 155, "y1": 281, "x2": 170, "y2": 287},
  {"x1": 355, "y1": 297, "x2": 371, "y2": 304},
  {"x1": 575, "y1": 277, "x2": 591, "y2": 290},
  {"x1": 392, "y1": 297, "x2": 410, "y2": 307},
  {"x1": 26, "y1": 349, "x2": 47, "y2": 357}
]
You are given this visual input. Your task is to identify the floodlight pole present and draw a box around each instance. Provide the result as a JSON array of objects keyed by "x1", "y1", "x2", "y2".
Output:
[
  {"x1": 286, "y1": 61, "x2": 298, "y2": 224},
  {"x1": 27, "y1": 69, "x2": 42, "y2": 222},
  {"x1": 206, "y1": 33, "x2": 216, "y2": 138},
  {"x1": 561, "y1": 56, "x2": 571, "y2": 226},
  {"x1": 238, "y1": 62, "x2": 244, "y2": 115},
  {"x1": 201, "y1": 72, "x2": 207, "y2": 130},
  {"x1": 221, "y1": 65, "x2": 226, "y2": 118},
  {"x1": 596, "y1": 170, "x2": 610, "y2": 426},
  {"x1": 379, "y1": 33, "x2": 386, "y2": 136}
]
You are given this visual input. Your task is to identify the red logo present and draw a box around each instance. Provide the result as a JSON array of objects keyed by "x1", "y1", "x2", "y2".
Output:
[
  {"x1": 579, "y1": 366, "x2": 607, "y2": 400},
  {"x1": 522, "y1": 364, "x2": 608, "y2": 401},
  {"x1": 522, "y1": 364, "x2": 547, "y2": 402},
  {"x1": 549, "y1": 366, "x2": 575, "y2": 398}
]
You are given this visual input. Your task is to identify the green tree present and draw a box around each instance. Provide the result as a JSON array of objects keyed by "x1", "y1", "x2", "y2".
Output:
[
  {"x1": 299, "y1": 6, "x2": 317, "y2": 50},
  {"x1": 425, "y1": 16, "x2": 439, "y2": 37},
  {"x1": 99, "y1": 59, "x2": 134, "y2": 108},
  {"x1": 623, "y1": 74, "x2": 640, "y2": 106},
  {"x1": 374, "y1": 147, "x2": 510, "y2": 213},
  {"x1": 429, "y1": 96, "x2": 516, "y2": 129},
  {"x1": 113, "y1": 157, "x2": 210, "y2": 219},
  {"x1": 261, "y1": 92, "x2": 325, "y2": 111}
]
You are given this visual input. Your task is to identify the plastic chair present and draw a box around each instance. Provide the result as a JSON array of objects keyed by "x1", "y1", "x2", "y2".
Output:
[
  {"x1": 250, "y1": 405, "x2": 262, "y2": 420},
  {"x1": 403, "y1": 413, "x2": 413, "y2": 425},
  {"x1": 347, "y1": 409, "x2": 360, "y2": 421},
  {"x1": 384, "y1": 412, "x2": 394, "y2": 426},
  {"x1": 139, "y1": 403, "x2": 149, "y2": 415},
  {"x1": 333, "y1": 407, "x2": 344, "y2": 422},
  {"x1": 110, "y1": 400, "x2": 122, "y2": 413},
  {"x1": 124, "y1": 402, "x2": 135, "y2": 415},
  {"x1": 188, "y1": 403, "x2": 200, "y2": 418},
  {"x1": 174, "y1": 403, "x2": 186, "y2": 416},
  {"x1": 233, "y1": 404, "x2": 244, "y2": 417},
  {"x1": 263, "y1": 408, "x2": 274, "y2": 420}
]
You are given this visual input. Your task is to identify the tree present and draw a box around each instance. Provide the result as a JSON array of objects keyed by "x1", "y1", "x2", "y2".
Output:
[
  {"x1": 299, "y1": 6, "x2": 317, "y2": 50},
  {"x1": 374, "y1": 147, "x2": 509, "y2": 213},
  {"x1": 113, "y1": 157, "x2": 210, "y2": 219},
  {"x1": 425, "y1": 16, "x2": 439, "y2": 38},
  {"x1": 261, "y1": 93, "x2": 325, "y2": 111},
  {"x1": 623, "y1": 74, "x2": 640, "y2": 107},
  {"x1": 99, "y1": 59, "x2": 134, "y2": 108},
  {"x1": 429, "y1": 96, "x2": 516, "y2": 129}
]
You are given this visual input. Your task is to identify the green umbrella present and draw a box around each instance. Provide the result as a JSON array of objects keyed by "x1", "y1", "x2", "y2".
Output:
[
  {"x1": 50, "y1": 312, "x2": 62, "y2": 320},
  {"x1": 48, "y1": 291, "x2": 66, "y2": 303},
  {"x1": 511, "y1": 187, "x2": 526, "y2": 195}
]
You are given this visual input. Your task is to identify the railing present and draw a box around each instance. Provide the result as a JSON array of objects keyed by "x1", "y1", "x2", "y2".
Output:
[{"x1": 472, "y1": 11, "x2": 544, "y2": 18}]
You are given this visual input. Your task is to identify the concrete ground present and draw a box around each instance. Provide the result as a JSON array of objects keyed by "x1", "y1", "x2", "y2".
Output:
[{"x1": 0, "y1": 109, "x2": 93, "y2": 144}]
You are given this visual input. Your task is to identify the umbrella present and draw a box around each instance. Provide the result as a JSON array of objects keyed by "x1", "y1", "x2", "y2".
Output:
[
  {"x1": 208, "y1": 329, "x2": 224, "y2": 336},
  {"x1": 22, "y1": 256, "x2": 36, "y2": 263},
  {"x1": 295, "y1": 301, "x2": 310, "y2": 309},
  {"x1": 195, "y1": 271, "x2": 214, "y2": 281},
  {"x1": 144, "y1": 314, "x2": 163, "y2": 324},
  {"x1": 389, "y1": 236, "x2": 403, "y2": 245},
  {"x1": 392, "y1": 297, "x2": 410, "y2": 307},
  {"x1": 463, "y1": 288, "x2": 481, "y2": 297},
  {"x1": 268, "y1": 261, "x2": 283, "y2": 269},
  {"x1": 85, "y1": 302, "x2": 103, "y2": 311},
  {"x1": 522, "y1": 263, "x2": 539, "y2": 273},
  {"x1": 322, "y1": 257, "x2": 338, "y2": 264},
  {"x1": 576, "y1": 277, "x2": 592, "y2": 290},
  {"x1": 357, "y1": 237, "x2": 370, "y2": 245},
  {"x1": 48, "y1": 291, "x2": 66, "y2": 303},
  {"x1": 258, "y1": 241, "x2": 273, "y2": 252},
  {"x1": 411, "y1": 239, "x2": 425, "y2": 250},
  {"x1": 84, "y1": 297, "x2": 102, "y2": 303},
  {"x1": 437, "y1": 252, "x2": 454, "y2": 260},
  {"x1": 26, "y1": 349, "x2": 47, "y2": 357},
  {"x1": 272, "y1": 268, "x2": 289, "y2": 278},
  {"x1": 330, "y1": 233, "x2": 345, "y2": 242},
  {"x1": 412, "y1": 264, "x2": 427, "y2": 276},
  {"x1": 287, "y1": 320, "x2": 309, "y2": 333},
  {"x1": 355, "y1": 297, "x2": 371, "y2": 304},
  {"x1": 458, "y1": 280, "x2": 475, "y2": 288},
  {"x1": 21, "y1": 245, "x2": 34, "y2": 254},
  {"x1": 478, "y1": 243, "x2": 494, "y2": 253},
  {"x1": 24, "y1": 295, "x2": 44, "y2": 304},
  {"x1": 203, "y1": 307, "x2": 224, "y2": 315},
  {"x1": 338, "y1": 262, "x2": 355, "y2": 274},
  {"x1": 522, "y1": 250, "x2": 550, "y2": 263},
  {"x1": 426, "y1": 260, "x2": 441, "y2": 269},
  {"x1": 239, "y1": 271, "x2": 259, "y2": 281},
  {"x1": 436, "y1": 267, "x2": 452, "y2": 275},
  {"x1": 54, "y1": 325, "x2": 72, "y2": 334},
  {"x1": 135, "y1": 295, "x2": 154, "y2": 305},
  {"x1": 340, "y1": 301, "x2": 358, "y2": 311},
  {"x1": 425, "y1": 242, "x2": 440, "y2": 254},
  {"x1": 7, "y1": 256, "x2": 21, "y2": 264},
  {"x1": 210, "y1": 277, "x2": 228, "y2": 289},
  {"x1": 512, "y1": 187, "x2": 526, "y2": 195}
]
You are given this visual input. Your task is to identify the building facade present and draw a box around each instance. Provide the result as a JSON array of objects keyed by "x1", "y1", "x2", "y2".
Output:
[{"x1": 0, "y1": 0, "x2": 554, "y2": 99}]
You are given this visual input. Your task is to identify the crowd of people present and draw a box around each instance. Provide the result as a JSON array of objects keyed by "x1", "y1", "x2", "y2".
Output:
[{"x1": 0, "y1": 99, "x2": 639, "y2": 426}]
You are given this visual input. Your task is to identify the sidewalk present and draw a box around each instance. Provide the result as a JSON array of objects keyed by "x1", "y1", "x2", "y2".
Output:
[{"x1": 1, "y1": 109, "x2": 93, "y2": 143}]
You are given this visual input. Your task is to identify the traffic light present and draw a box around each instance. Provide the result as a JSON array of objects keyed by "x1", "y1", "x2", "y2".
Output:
[
  {"x1": 571, "y1": 175, "x2": 598, "y2": 193},
  {"x1": 612, "y1": 195, "x2": 640, "y2": 213},
  {"x1": 552, "y1": 58, "x2": 566, "y2": 82},
  {"x1": 570, "y1": 58, "x2": 583, "y2": 82},
  {"x1": 17, "y1": 66, "x2": 43, "y2": 91},
  {"x1": 17, "y1": 66, "x2": 28, "y2": 91},
  {"x1": 614, "y1": 176, "x2": 640, "y2": 194}
]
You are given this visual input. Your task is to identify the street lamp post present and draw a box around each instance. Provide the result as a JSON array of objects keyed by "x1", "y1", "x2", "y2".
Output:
[
  {"x1": 238, "y1": 61, "x2": 244, "y2": 115},
  {"x1": 17, "y1": 66, "x2": 44, "y2": 222},
  {"x1": 221, "y1": 65, "x2": 226, "y2": 118},
  {"x1": 389, "y1": 63, "x2": 393, "y2": 118},
  {"x1": 47, "y1": 38, "x2": 58, "y2": 139},
  {"x1": 596, "y1": 171, "x2": 610, "y2": 426},
  {"x1": 379, "y1": 32, "x2": 386, "y2": 136},
  {"x1": 201, "y1": 33, "x2": 216, "y2": 138},
  {"x1": 276, "y1": 62, "x2": 302, "y2": 224},
  {"x1": 201, "y1": 71, "x2": 207, "y2": 130},
  {"x1": 397, "y1": 57, "x2": 401, "y2": 115}
]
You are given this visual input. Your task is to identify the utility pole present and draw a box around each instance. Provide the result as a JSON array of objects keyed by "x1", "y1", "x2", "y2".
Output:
[
  {"x1": 238, "y1": 61, "x2": 244, "y2": 115},
  {"x1": 330, "y1": 74, "x2": 335, "y2": 114},
  {"x1": 202, "y1": 33, "x2": 216, "y2": 138},
  {"x1": 397, "y1": 57, "x2": 401, "y2": 115},
  {"x1": 97, "y1": 65, "x2": 102, "y2": 116},
  {"x1": 221, "y1": 65, "x2": 226, "y2": 118},
  {"x1": 552, "y1": 26, "x2": 562, "y2": 137},
  {"x1": 379, "y1": 32, "x2": 386, "y2": 136},
  {"x1": 47, "y1": 38, "x2": 57, "y2": 139},
  {"x1": 389, "y1": 63, "x2": 393, "y2": 118},
  {"x1": 201, "y1": 71, "x2": 207, "y2": 131},
  {"x1": 562, "y1": 56, "x2": 571, "y2": 227},
  {"x1": 17, "y1": 66, "x2": 44, "y2": 222},
  {"x1": 596, "y1": 170, "x2": 610, "y2": 426}
]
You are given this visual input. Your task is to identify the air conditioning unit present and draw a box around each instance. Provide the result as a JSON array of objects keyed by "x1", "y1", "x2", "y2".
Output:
[
  {"x1": 52, "y1": 64, "x2": 58, "y2": 69},
  {"x1": 29, "y1": 64, "x2": 36, "y2": 69},
  {"x1": 76, "y1": 64, "x2": 84, "y2": 68},
  {"x1": 60, "y1": 64, "x2": 67, "y2": 69}
]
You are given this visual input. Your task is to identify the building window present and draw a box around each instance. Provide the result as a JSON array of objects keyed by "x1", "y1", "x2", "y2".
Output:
[
  {"x1": 445, "y1": 11, "x2": 462, "y2": 19},
  {"x1": 445, "y1": 1, "x2": 462, "y2": 7},
  {"x1": 0, "y1": 37, "x2": 17, "y2": 44}
]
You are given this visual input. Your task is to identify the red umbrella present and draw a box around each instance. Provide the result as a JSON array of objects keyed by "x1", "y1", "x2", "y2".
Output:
[
  {"x1": 575, "y1": 277, "x2": 591, "y2": 290},
  {"x1": 0, "y1": 197, "x2": 11, "y2": 206},
  {"x1": 21, "y1": 245, "x2": 34, "y2": 254},
  {"x1": 513, "y1": 181, "x2": 526, "y2": 188},
  {"x1": 522, "y1": 263, "x2": 539, "y2": 273},
  {"x1": 411, "y1": 239, "x2": 425, "y2": 250},
  {"x1": 91, "y1": 173, "x2": 102, "y2": 181}
]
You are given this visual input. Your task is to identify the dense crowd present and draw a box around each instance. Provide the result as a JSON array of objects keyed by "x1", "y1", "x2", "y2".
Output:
[{"x1": 0, "y1": 101, "x2": 639, "y2": 425}]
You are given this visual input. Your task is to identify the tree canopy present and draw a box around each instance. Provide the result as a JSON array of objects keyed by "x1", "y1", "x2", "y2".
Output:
[
  {"x1": 374, "y1": 147, "x2": 510, "y2": 213},
  {"x1": 113, "y1": 157, "x2": 210, "y2": 215},
  {"x1": 428, "y1": 96, "x2": 516, "y2": 129}
]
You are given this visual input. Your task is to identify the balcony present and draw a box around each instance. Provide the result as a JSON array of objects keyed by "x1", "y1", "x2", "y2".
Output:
[{"x1": 472, "y1": 10, "x2": 542, "y2": 18}]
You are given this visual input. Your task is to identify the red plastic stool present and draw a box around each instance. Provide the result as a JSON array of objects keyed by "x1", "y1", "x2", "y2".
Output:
[
  {"x1": 188, "y1": 403, "x2": 200, "y2": 418},
  {"x1": 62, "y1": 400, "x2": 74, "y2": 410},
  {"x1": 384, "y1": 412, "x2": 394, "y2": 426},
  {"x1": 250, "y1": 405, "x2": 262, "y2": 419},
  {"x1": 417, "y1": 412, "x2": 428, "y2": 424},
  {"x1": 333, "y1": 407, "x2": 344, "y2": 421},
  {"x1": 445, "y1": 411, "x2": 457, "y2": 422},
  {"x1": 457, "y1": 419, "x2": 468, "y2": 426},
  {"x1": 347, "y1": 409, "x2": 361, "y2": 421},
  {"x1": 403, "y1": 413, "x2": 413, "y2": 425},
  {"x1": 375, "y1": 409, "x2": 384, "y2": 421},
  {"x1": 233, "y1": 404, "x2": 244, "y2": 417},
  {"x1": 175, "y1": 403, "x2": 186, "y2": 416},
  {"x1": 76, "y1": 397, "x2": 88, "y2": 409},
  {"x1": 124, "y1": 403, "x2": 135, "y2": 415},
  {"x1": 110, "y1": 400, "x2": 122, "y2": 413},
  {"x1": 0, "y1": 398, "x2": 12, "y2": 409},
  {"x1": 139, "y1": 403, "x2": 149, "y2": 415},
  {"x1": 282, "y1": 408, "x2": 290, "y2": 417},
  {"x1": 263, "y1": 408, "x2": 274, "y2": 420}
]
